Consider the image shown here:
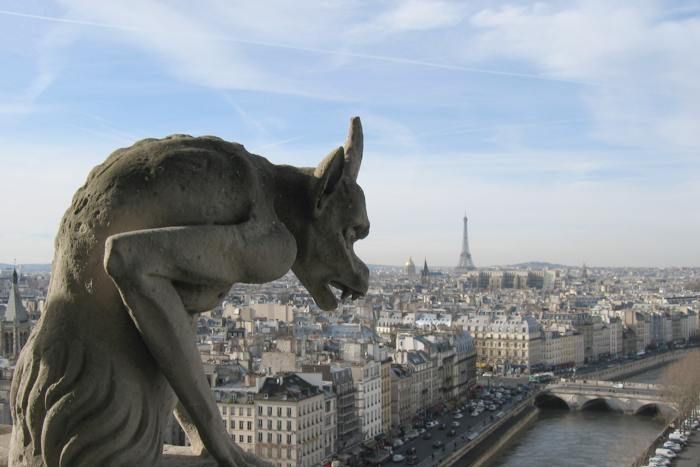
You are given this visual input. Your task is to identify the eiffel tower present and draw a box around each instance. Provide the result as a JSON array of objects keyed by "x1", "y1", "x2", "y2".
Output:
[{"x1": 455, "y1": 214, "x2": 476, "y2": 273}]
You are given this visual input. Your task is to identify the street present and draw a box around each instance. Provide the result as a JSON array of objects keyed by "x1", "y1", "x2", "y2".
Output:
[{"x1": 389, "y1": 384, "x2": 531, "y2": 466}]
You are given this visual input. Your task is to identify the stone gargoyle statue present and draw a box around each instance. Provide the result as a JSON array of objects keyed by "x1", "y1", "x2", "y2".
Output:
[{"x1": 9, "y1": 117, "x2": 370, "y2": 467}]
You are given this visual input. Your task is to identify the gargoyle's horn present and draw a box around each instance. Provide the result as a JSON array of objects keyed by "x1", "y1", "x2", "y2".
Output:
[{"x1": 344, "y1": 116, "x2": 363, "y2": 181}]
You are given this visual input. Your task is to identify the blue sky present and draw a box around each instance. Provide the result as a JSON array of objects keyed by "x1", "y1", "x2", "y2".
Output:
[{"x1": 1, "y1": 0, "x2": 699, "y2": 267}]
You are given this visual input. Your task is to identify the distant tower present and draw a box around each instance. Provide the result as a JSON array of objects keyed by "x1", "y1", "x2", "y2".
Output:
[
  {"x1": 404, "y1": 257, "x2": 416, "y2": 278},
  {"x1": 455, "y1": 214, "x2": 476, "y2": 273},
  {"x1": 421, "y1": 258, "x2": 430, "y2": 286},
  {"x1": 1, "y1": 267, "x2": 31, "y2": 360}
]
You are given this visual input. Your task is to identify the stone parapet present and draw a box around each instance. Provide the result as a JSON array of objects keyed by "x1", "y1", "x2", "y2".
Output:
[{"x1": 0, "y1": 427, "x2": 218, "y2": 467}]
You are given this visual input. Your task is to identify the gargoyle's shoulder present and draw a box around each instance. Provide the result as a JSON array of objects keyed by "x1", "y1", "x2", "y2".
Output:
[{"x1": 130, "y1": 134, "x2": 247, "y2": 153}]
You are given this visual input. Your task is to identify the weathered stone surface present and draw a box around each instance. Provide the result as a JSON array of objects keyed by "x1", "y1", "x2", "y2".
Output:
[
  {"x1": 0, "y1": 433, "x2": 215, "y2": 467},
  {"x1": 159, "y1": 446, "x2": 218, "y2": 467},
  {"x1": 8, "y1": 118, "x2": 370, "y2": 466}
]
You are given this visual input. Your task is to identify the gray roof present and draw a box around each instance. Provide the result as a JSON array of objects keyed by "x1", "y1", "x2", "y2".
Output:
[{"x1": 4, "y1": 270, "x2": 29, "y2": 323}]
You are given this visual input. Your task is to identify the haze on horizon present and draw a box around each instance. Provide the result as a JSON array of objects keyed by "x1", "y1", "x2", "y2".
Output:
[{"x1": 1, "y1": 1, "x2": 699, "y2": 268}]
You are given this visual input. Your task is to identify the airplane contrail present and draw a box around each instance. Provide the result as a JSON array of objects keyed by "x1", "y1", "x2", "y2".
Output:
[{"x1": 0, "y1": 8, "x2": 596, "y2": 87}]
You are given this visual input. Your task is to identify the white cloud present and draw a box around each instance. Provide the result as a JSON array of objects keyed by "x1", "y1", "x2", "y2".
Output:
[
  {"x1": 465, "y1": 1, "x2": 700, "y2": 152},
  {"x1": 349, "y1": 0, "x2": 467, "y2": 39}
]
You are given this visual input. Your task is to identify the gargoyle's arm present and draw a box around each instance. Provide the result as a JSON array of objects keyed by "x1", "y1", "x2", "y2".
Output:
[{"x1": 104, "y1": 221, "x2": 294, "y2": 467}]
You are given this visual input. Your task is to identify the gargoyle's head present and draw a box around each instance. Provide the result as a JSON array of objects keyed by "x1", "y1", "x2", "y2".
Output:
[{"x1": 292, "y1": 117, "x2": 370, "y2": 311}]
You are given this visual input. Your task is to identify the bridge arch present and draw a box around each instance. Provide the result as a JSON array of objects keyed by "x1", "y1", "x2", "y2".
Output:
[
  {"x1": 535, "y1": 393, "x2": 570, "y2": 410},
  {"x1": 635, "y1": 403, "x2": 660, "y2": 416},
  {"x1": 580, "y1": 397, "x2": 624, "y2": 413},
  {"x1": 581, "y1": 398, "x2": 610, "y2": 411}
]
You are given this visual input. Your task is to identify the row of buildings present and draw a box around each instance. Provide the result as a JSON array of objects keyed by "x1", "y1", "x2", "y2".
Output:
[{"x1": 2, "y1": 262, "x2": 699, "y2": 467}]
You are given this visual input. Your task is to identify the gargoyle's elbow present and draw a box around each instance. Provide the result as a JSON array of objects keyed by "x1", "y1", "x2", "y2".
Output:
[{"x1": 103, "y1": 236, "x2": 128, "y2": 281}]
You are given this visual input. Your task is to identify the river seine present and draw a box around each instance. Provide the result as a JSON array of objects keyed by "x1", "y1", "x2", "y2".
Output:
[{"x1": 486, "y1": 366, "x2": 668, "y2": 467}]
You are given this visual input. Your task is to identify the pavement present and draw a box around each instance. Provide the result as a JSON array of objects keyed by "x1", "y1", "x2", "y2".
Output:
[
  {"x1": 669, "y1": 428, "x2": 700, "y2": 467},
  {"x1": 388, "y1": 384, "x2": 532, "y2": 467}
]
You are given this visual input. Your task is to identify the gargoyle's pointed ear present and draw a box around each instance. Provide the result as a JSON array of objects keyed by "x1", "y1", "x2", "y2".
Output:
[
  {"x1": 344, "y1": 116, "x2": 363, "y2": 181},
  {"x1": 313, "y1": 146, "x2": 345, "y2": 218}
]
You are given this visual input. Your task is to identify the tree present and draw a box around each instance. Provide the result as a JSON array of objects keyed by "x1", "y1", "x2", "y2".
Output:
[{"x1": 661, "y1": 351, "x2": 700, "y2": 430}]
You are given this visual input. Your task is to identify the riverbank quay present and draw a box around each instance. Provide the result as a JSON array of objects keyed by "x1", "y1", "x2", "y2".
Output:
[
  {"x1": 436, "y1": 395, "x2": 538, "y2": 467},
  {"x1": 585, "y1": 349, "x2": 689, "y2": 381},
  {"x1": 673, "y1": 427, "x2": 700, "y2": 467},
  {"x1": 629, "y1": 423, "x2": 676, "y2": 467}
]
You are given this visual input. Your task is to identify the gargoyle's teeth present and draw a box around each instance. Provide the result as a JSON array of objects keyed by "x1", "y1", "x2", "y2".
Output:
[{"x1": 341, "y1": 288, "x2": 351, "y2": 300}]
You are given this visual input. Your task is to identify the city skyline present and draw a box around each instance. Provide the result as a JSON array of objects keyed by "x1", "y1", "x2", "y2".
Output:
[{"x1": 1, "y1": 1, "x2": 699, "y2": 267}]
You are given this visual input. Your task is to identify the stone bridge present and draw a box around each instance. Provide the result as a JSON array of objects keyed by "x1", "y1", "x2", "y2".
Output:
[{"x1": 535, "y1": 380, "x2": 676, "y2": 418}]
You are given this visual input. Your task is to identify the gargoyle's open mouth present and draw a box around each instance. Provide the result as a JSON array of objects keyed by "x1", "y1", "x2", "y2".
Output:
[{"x1": 329, "y1": 280, "x2": 365, "y2": 301}]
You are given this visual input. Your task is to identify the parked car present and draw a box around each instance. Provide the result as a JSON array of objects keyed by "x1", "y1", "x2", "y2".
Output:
[
  {"x1": 648, "y1": 456, "x2": 671, "y2": 466},
  {"x1": 662, "y1": 441, "x2": 682, "y2": 452},
  {"x1": 392, "y1": 453, "x2": 405, "y2": 463},
  {"x1": 392, "y1": 438, "x2": 404, "y2": 448},
  {"x1": 451, "y1": 421, "x2": 460, "y2": 427},
  {"x1": 655, "y1": 448, "x2": 676, "y2": 459}
]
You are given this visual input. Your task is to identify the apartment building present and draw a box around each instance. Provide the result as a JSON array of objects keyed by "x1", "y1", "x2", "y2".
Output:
[{"x1": 215, "y1": 374, "x2": 327, "y2": 467}]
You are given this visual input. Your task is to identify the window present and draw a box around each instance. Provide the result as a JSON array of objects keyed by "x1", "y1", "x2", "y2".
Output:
[
  {"x1": 267, "y1": 420, "x2": 272, "y2": 429},
  {"x1": 247, "y1": 407, "x2": 252, "y2": 417},
  {"x1": 258, "y1": 433, "x2": 263, "y2": 442},
  {"x1": 239, "y1": 435, "x2": 244, "y2": 443},
  {"x1": 258, "y1": 406, "x2": 263, "y2": 415},
  {"x1": 239, "y1": 407, "x2": 244, "y2": 416},
  {"x1": 267, "y1": 433, "x2": 272, "y2": 443},
  {"x1": 258, "y1": 419, "x2": 263, "y2": 428},
  {"x1": 267, "y1": 406, "x2": 272, "y2": 416},
  {"x1": 229, "y1": 420, "x2": 235, "y2": 429},
  {"x1": 287, "y1": 421, "x2": 292, "y2": 431},
  {"x1": 287, "y1": 407, "x2": 292, "y2": 417},
  {"x1": 247, "y1": 421, "x2": 252, "y2": 430},
  {"x1": 277, "y1": 407, "x2": 282, "y2": 416},
  {"x1": 239, "y1": 421, "x2": 244, "y2": 430},
  {"x1": 287, "y1": 434, "x2": 292, "y2": 444},
  {"x1": 248, "y1": 435, "x2": 252, "y2": 444},
  {"x1": 277, "y1": 434, "x2": 282, "y2": 444},
  {"x1": 277, "y1": 420, "x2": 282, "y2": 430}
]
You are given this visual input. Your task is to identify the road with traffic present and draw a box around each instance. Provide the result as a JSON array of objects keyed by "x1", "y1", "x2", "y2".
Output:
[{"x1": 388, "y1": 384, "x2": 532, "y2": 466}]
